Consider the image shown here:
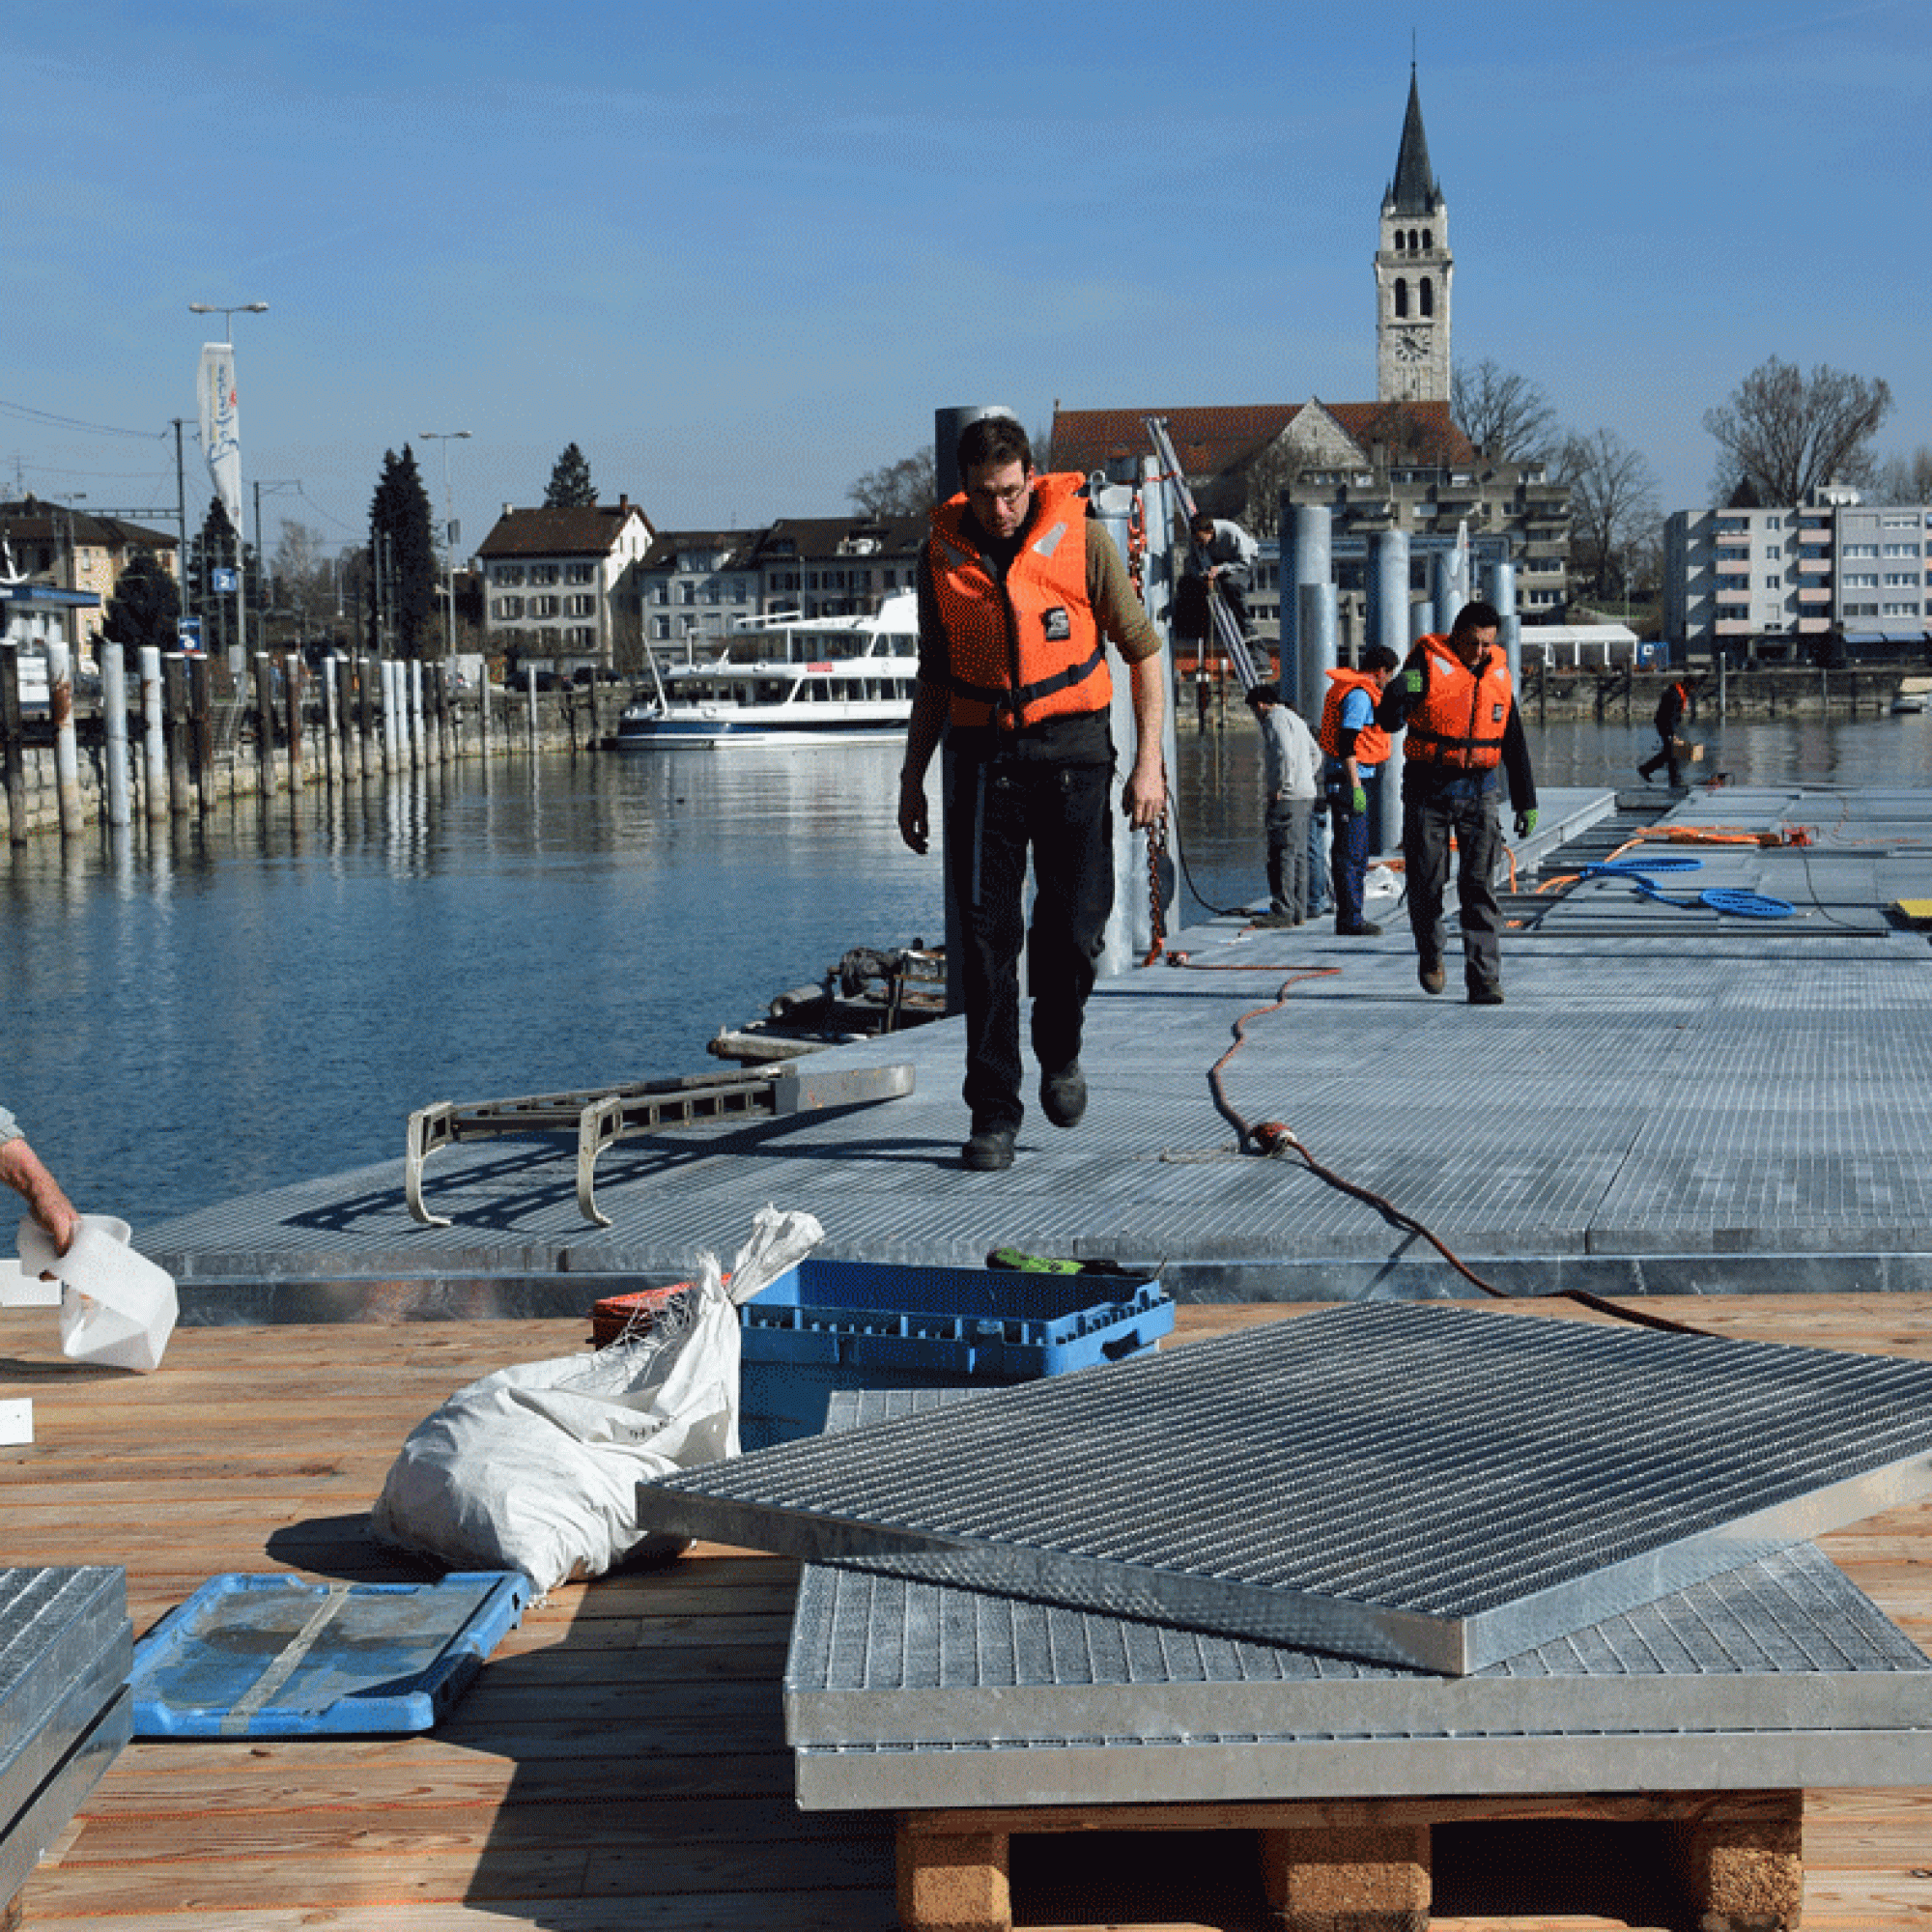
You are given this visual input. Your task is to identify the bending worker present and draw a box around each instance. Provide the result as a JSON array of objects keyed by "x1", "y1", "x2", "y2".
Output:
[
  {"x1": 1377, "y1": 601, "x2": 1538, "y2": 1006},
  {"x1": 1318, "y1": 644, "x2": 1399, "y2": 936},
  {"x1": 897, "y1": 416, "x2": 1167, "y2": 1174}
]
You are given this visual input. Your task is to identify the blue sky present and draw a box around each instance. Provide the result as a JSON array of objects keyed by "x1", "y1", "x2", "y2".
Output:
[{"x1": 4, "y1": 0, "x2": 1925, "y2": 562}]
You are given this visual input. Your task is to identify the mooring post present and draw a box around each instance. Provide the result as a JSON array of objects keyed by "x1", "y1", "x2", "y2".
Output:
[
  {"x1": 284, "y1": 654, "x2": 304, "y2": 792},
  {"x1": 525, "y1": 665, "x2": 537, "y2": 751},
  {"x1": 161, "y1": 653, "x2": 191, "y2": 817},
  {"x1": 46, "y1": 642, "x2": 82, "y2": 837},
  {"x1": 138, "y1": 648, "x2": 166, "y2": 823},
  {"x1": 102, "y1": 645, "x2": 130, "y2": 828},
  {"x1": 251, "y1": 654, "x2": 278, "y2": 798},
  {"x1": 0, "y1": 647, "x2": 25, "y2": 845},
  {"x1": 187, "y1": 655, "x2": 214, "y2": 814}
]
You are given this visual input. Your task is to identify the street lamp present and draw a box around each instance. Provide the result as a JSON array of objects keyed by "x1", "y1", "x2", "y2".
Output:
[
  {"x1": 420, "y1": 430, "x2": 471, "y2": 662},
  {"x1": 188, "y1": 300, "x2": 269, "y2": 669},
  {"x1": 187, "y1": 299, "x2": 269, "y2": 342}
]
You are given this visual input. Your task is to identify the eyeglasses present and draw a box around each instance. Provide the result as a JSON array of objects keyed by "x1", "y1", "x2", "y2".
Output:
[{"x1": 968, "y1": 482, "x2": 1030, "y2": 510}]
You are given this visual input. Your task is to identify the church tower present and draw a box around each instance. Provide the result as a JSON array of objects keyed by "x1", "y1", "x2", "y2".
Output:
[{"x1": 1375, "y1": 68, "x2": 1452, "y2": 404}]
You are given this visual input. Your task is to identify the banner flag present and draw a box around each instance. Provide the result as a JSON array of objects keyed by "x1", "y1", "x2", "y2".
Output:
[{"x1": 196, "y1": 343, "x2": 242, "y2": 531}]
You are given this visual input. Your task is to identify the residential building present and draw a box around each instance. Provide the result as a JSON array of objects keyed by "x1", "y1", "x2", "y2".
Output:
[
  {"x1": 748, "y1": 516, "x2": 924, "y2": 623},
  {"x1": 0, "y1": 497, "x2": 180, "y2": 657},
  {"x1": 1664, "y1": 489, "x2": 1932, "y2": 661},
  {"x1": 474, "y1": 497, "x2": 654, "y2": 672},
  {"x1": 636, "y1": 529, "x2": 764, "y2": 649}
]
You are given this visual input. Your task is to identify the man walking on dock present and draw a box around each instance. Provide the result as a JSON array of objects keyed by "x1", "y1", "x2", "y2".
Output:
[
  {"x1": 897, "y1": 416, "x2": 1167, "y2": 1173},
  {"x1": 1377, "y1": 602, "x2": 1537, "y2": 1006},
  {"x1": 1639, "y1": 671, "x2": 1703, "y2": 787}
]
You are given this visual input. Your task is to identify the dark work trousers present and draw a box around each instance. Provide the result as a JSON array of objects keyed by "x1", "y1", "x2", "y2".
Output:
[
  {"x1": 1266, "y1": 797, "x2": 1312, "y2": 919},
  {"x1": 1327, "y1": 793, "x2": 1373, "y2": 931},
  {"x1": 1638, "y1": 727, "x2": 1684, "y2": 785},
  {"x1": 1403, "y1": 773, "x2": 1507, "y2": 993},
  {"x1": 947, "y1": 756, "x2": 1114, "y2": 1134}
]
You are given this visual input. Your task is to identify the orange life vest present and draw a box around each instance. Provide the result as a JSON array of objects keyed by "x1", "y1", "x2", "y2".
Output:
[
  {"x1": 1317, "y1": 668, "x2": 1392, "y2": 767},
  {"x1": 1401, "y1": 634, "x2": 1512, "y2": 772},
  {"x1": 927, "y1": 472, "x2": 1112, "y2": 730}
]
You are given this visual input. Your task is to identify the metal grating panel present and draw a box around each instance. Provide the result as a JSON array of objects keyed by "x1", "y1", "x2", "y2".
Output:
[
  {"x1": 787, "y1": 1394, "x2": 1932, "y2": 1745},
  {"x1": 642, "y1": 1302, "x2": 1932, "y2": 1672}
]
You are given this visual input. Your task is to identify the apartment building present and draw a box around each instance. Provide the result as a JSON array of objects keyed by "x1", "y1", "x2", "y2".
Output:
[
  {"x1": 474, "y1": 497, "x2": 654, "y2": 672},
  {"x1": 1664, "y1": 490, "x2": 1932, "y2": 660}
]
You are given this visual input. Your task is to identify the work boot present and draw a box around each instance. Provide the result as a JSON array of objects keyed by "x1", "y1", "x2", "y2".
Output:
[
  {"x1": 1467, "y1": 982, "x2": 1506, "y2": 1007},
  {"x1": 1418, "y1": 960, "x2": 1446, "y2": 995},
  {"x1": 962, "y1": 1124, "x2": 1016, "y2": 1171},
  {"x1": 1337, "y1": 920, "x2": 1382, "y2": 937},
  {"x1": 1039, "y1": 1063, "x2": 1088, "y2": 1130}
]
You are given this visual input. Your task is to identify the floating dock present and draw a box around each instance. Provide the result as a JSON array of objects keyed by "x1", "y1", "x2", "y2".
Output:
[{"x1": 145, "y1": 781, "x2": 1932, "y2": 1313}]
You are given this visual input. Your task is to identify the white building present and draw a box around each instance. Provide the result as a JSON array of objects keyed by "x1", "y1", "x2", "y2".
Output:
[
  {"x1": 474, "y1": 497, "x2": 655, "y2": 672},
  {"x1": 1664, "y1": 490, "x2": 1932, "y2": 661}
]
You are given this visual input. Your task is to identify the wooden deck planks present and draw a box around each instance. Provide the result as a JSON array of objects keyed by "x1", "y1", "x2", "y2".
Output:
[{"x1": 8, "y1": 1298, "x2": 1932, "y2": 1928}]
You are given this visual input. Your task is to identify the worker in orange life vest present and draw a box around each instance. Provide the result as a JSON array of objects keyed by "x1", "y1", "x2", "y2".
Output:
[
  {"x1": 1317, "y1": 644, "x2": 1400, "y2": 935},
  {"x1": 897, "y1": 415, "x2": 1167, "y2": 1174},
  {"x1": 1639, "y1": 672, "x2": 1703, "y2": 787},
  {"x1": 1376, "y1": 600, "x2": 1538, "y2": 1005}
]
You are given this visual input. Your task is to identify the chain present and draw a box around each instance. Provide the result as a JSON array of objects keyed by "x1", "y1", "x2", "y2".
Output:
[{"x1": 1142, "y1": 803, "x2": 1169, "y2": 966}]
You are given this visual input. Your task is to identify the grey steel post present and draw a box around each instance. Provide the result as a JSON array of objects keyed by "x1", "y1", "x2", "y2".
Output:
[
  {"x1": 1487, "y1": 554, "x2": 1520, "y2": 689},
  {"x1": 285, "y1": 654, "x2": 304, "y2": 792},
  {"x1": 161, "y1": 654, "x2": 191, "y2": 816},
  {"x1": 356, "y1": 658, "x2": 376, "y2": 781},
  {"x1": 252, "y1": 654, "x2": 277, "y2": 797},
  {"x1": 102, "y1": 644, "x2": 130, "y2": 827},
  {"x1": 1367, "y1": 530, "x2": 1412, "y2": 859},
  {"x1": 0, "y1": 648, "x2": 25, "y2": 844},
  {"x1": 383, "y1": 659, "x2": 401, "y2": 774},
  {"x1": 1288, "y1": 501, "x2": 1336, "y2": 721},
  {"x1": 46, "y1": 641, "x2": 82, "y2": 837},
  {"x1": 1091, "y1": 467, "x2": 1179, "y2": 979},
  {"x1": 139, "y1": 647, "x2": 166, "y2": 823}
]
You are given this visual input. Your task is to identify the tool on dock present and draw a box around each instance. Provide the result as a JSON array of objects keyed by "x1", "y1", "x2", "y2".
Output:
[
  {"x1": 405, "y1": 1061, "x2": 915, "y2": 1229},
  {"x1": 1145, "y1": 415, "x2": 1264, "y2": 695}
]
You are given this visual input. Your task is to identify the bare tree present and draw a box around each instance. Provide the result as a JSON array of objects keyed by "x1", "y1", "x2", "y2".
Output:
[
  {"x1": 1703, "y1": 357, "x2": 1893, "y2": 506},
  {"x1": 1451, "y1": 358, "x2": 1559, "y2": 466},
  {"x1": 847, "y1": 450, "x2": 936, "y2": 517},
  {"x1": 1556, "y1": 428, "x2": 1660, "y2": 604},
  {"x1": 1872, "y1": 446, "x2": 1932, "y2": 504}
]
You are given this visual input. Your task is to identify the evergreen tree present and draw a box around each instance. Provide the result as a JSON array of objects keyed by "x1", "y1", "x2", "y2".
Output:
[
  {"x1": 367, "y1": 446, "x2": 438, "y2": 657},
  {"x1": 544, "y1": 442, "x2": 597, "y2": 508},
  {"x1": 184, "y1": 498, "x2": 256, "y2": 660},
  {"x1": 99, "y1": 551, "x2": 183, "y2": 656}
]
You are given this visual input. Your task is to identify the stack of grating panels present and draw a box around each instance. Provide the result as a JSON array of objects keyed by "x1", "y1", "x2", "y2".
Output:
[
  {"x1": 0, "y1": 1567, "x2": 131, "y2": 1906},
  {"x1": 641, "y1": 1301, "x2": 1932, "y2": 1672},
  {"x1": 784, "y1": 1391, "x2": 1932, "y2": 1809}
]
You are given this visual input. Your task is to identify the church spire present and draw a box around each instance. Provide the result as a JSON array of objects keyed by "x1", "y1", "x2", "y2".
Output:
[{"x1": 1385, "y1": 65, "x2": 1441, "y2": 215}]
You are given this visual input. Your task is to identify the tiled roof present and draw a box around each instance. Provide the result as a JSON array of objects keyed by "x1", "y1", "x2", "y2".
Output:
[
  {"x1": 639, "y1": 529, "x2": 765, "y2": 571},
  {"x1": 475, "y1": 501, "x2": 651, "y2": 559},
  {"x1": 752, "y1": 515, "x2": 927, "y2": 563},
  {"x1": 1052, "y1": 401, "x2": 1474, "y2": 487}
]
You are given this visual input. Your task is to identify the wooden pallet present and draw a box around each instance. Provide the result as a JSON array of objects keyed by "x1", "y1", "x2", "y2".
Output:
[{"x1": 896, "y1": 1790, "x2": 1804, "y2": 1932}]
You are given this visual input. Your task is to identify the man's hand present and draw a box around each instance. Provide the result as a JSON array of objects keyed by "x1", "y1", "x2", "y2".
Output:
[
  {"x1": 1350, "y1": 785, "x2": 1367, "y2": 815},
  {"x1": 1515, "y1": 807, "x2": 1539, "y2": 839},
  {"x1": 1122, "y1": 757, "x2": 1166, "y2": 831},
  {"x1": 897, "y1": 772, "x2": 929, "y2": 855},
  {"x1": 0, "y1": 1139, "x2": 79, "y2": 1261}
]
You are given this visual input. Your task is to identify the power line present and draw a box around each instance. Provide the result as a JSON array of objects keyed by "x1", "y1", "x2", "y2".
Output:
[{"x1": 0, "y1": 399, "x2": 165, "y2": 440}]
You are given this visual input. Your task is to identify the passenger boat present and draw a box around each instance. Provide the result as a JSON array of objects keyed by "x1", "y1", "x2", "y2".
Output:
[{"x1": 616, "y1": 592, "x2": 919, "y2": 748}]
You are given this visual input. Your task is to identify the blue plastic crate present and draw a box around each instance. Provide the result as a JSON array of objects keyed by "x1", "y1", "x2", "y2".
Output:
[
  {"x1": 737, "y1": 1259, "x2": 1171, "y2": 1449},
  {"x1": 128, "y1": 1572, "x2": 528, "y2": 1738}
]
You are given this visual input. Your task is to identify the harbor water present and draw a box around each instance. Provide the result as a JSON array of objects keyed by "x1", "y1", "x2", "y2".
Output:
[{"x1": 5, "y1": 710, "x2": 1930, "y2": 1236}]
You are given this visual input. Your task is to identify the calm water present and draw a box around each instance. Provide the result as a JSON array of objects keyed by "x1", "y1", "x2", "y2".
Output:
[{"x1": 6, "y1": 710, "x2": 1928, "y2": 1233}]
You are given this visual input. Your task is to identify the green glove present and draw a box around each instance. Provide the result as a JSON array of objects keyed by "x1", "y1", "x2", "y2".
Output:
[
  {"x1": 1515, "y1": 807, "x2": 1539, "y2": 838},
  {"x1": 1350, "y1": 785, "x2": 1367, "y2": 815},
  {"x1": 1402, "y1": 668, "x2": 1424, "y2": 697}
]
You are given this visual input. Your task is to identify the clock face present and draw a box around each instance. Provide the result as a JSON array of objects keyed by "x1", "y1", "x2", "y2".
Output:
[{"x1": 1393, "y1": 328, "x2": 1427, "y2": 363}]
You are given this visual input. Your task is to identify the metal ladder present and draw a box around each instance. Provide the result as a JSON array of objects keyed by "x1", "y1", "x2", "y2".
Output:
[
  {"x1": 1145, "y1": 415, "x2": 1264, "y2": 694},
  {"x1": 406, "y1": 1060, "x2": 914, "y2": 1230}
]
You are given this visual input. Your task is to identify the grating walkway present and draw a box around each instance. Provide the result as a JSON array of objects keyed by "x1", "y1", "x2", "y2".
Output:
[{"x1": 145, "y1": 782, "x2": 1932, "y2": 1309}]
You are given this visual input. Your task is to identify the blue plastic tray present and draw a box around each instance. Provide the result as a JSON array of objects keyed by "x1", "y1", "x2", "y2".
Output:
[
  {"x1": 739, "y1": 1260, "x2": 1172, "y2": 1449},
  {"x1": 128, "y1": 1572, "x2": 527, "y2": 1738}
]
